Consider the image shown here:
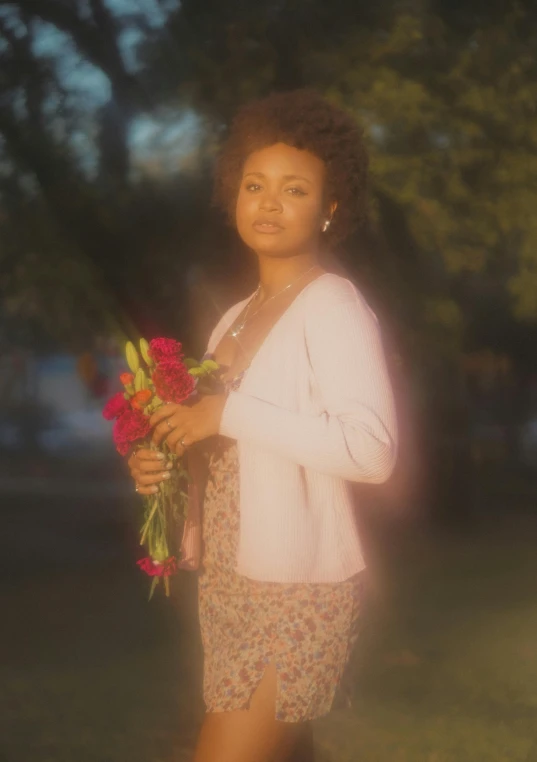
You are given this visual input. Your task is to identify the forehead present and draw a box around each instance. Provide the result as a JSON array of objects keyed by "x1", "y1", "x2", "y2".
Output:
[{"x1": 242, "y1": 142, "x2": 325, "y2": 182}]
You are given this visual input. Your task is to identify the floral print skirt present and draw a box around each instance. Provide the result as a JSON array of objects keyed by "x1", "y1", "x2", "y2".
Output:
[{"x1": 197, "y1": 436, "x2": 364, "y2": 723}]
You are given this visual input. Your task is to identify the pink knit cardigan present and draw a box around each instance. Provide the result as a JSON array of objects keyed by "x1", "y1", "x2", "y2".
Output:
[{"x1": 179, "y1": 273, "x2": 397, "y2": 583}]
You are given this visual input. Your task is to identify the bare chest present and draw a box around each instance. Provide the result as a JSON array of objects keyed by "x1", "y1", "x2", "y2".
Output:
[{"x1": 213, "y1": 298, "x2": 289, "y2": 382}]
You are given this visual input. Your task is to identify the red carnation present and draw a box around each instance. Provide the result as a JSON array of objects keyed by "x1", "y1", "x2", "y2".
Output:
[
  {"x1": 153, "y1": 358, "x2": 196, "y2": 404},
  {"x1": 112, "y1": 408, "x2": 151, "y2": 455},
  {"x1": 137, "y1": 556, "x2": 178, "y2": 577},
  {"x1": 102, "y1": 392, "x2": 129, "y2": 421},
  {"x1": 148, "y1": 338, "x2": 184, "y2": 364},
  {"x1": 137, "y1": 557, "x2": 158, "y2": 576}
]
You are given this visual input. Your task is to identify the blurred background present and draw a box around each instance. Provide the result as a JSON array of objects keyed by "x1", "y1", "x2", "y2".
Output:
[{"x1": 1, "y1": 1, "x2": 536, "y2": 761}]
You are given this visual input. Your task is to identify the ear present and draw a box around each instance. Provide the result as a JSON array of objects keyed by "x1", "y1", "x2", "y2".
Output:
[{"x1": 327, "y1": 200, "x2": 338, "y2": 222}]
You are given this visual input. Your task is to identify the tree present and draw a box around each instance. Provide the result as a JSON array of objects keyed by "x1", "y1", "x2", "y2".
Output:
[
  {"x1": 2, "y1": 0, "x2": 537, "y2": 357},
  {"x1": 0, "y1": 1, "x2": 200, "y2": 346},
  {"x1": 0, "y1": 0, "x2": 148, "y2": 184}
]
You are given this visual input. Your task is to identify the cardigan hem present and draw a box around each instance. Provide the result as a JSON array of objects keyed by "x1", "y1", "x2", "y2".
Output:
[{"x1": 234, "y1": 558, "x2": 367, "y2": 585}]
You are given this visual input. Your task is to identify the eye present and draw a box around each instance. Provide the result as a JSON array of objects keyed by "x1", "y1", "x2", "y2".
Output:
[
  {"x1": 245, "y1": 183, "x2": 262, "y2": 192},
  {"x1": 286, "y1": 187, "x2": 307, "y2": 197}
]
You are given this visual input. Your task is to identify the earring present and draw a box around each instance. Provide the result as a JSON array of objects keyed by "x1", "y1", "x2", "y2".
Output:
[{"x1": 322, "y1": 219, "x2": 331, "y2": 232}]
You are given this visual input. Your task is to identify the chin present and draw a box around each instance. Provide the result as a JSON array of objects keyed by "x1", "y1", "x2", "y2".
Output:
[{"x1": 242, "y1": 233, "x2": 296, "y2": 257}]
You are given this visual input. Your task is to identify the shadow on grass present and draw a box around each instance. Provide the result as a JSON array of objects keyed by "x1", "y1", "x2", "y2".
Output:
[{"x1": 0, "y1": 562, "x2": 205, "y2": 762}]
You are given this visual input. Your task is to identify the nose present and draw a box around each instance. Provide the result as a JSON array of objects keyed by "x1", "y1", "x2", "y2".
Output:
[{"x1": 259, "y1": 191, "x2": 282, "y2": 213}]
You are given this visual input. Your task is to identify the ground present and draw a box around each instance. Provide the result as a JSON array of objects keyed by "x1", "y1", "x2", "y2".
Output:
[{"x1": 1, "y1": 470, "x2": 536, "y2": 762}]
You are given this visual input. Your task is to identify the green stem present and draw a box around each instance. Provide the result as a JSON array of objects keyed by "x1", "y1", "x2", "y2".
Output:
[
  {"x1": 148, "y1": 577, "x2": 159, "y2": 601},
  {"x1": 140, "y1": 496, "x2": 159, "y2": 546}
]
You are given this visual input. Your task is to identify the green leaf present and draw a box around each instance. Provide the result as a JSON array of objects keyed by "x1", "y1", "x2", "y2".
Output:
[
  {"x1": 201, "y1": 358, "x2": 219, "y2": 372},
  {"x1": 184, "y1": 357, "x2": 199, "y2": 369},
  {"x1": 188, "y1": 366, "x2": 207, "y2": 377}
]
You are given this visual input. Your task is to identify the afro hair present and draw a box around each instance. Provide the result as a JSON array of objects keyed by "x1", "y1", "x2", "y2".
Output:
[{"x1": 213, "y1": 89, "x2": 369, "y2": 247}]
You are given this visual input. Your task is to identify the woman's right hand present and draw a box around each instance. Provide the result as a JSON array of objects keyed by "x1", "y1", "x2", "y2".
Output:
[{"x1": 127, "y1": 448, "x2": 173, "y2": 495}]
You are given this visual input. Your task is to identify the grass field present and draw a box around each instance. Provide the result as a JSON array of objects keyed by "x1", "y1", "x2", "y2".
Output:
[
  {"x1": 1, "y1": 495, "x2": 537, "y2": 762},
  {"x1": 316, "y1": 514, "x2": 537, "y2": 762}
]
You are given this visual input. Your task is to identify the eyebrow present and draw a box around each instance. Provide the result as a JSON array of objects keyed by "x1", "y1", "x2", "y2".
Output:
[{"x1": 243, "y1": 171, "x2": 313, "y2": 185}]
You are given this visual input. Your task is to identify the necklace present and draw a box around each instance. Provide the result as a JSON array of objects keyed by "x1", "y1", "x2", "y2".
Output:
[{"x1": 228, "y1": 265, "x2": 317, "y2": 338}]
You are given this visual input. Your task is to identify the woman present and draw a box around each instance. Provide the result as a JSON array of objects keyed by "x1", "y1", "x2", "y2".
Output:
[{"x1": 128, "y1": 90, "x2": 397, "y2": 762}]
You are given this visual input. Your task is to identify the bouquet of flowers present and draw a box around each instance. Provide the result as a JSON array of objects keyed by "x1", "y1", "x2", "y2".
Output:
[{"x1": 102, "y1": 337, "x2": 220, "y2": 598}]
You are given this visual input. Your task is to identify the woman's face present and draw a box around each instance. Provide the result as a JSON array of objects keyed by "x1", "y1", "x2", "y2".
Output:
[{"x1": 235, "y1": 142, "x2": 331, "y2": 258}]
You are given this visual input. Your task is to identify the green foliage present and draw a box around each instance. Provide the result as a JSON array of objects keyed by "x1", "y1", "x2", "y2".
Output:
[
  {"x1": 308, "y1": 5, "x2": 537, "y2": 317},
  {"x1": 509, "y1": 267, "x2": 537, "y2": 320}
]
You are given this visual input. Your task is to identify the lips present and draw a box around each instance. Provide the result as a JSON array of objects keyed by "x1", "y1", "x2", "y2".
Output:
[{"x1": 252, "y1": 218, "x2": 284, "y2": 233}]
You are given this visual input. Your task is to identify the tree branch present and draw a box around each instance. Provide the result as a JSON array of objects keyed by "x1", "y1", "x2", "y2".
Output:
[{"x1": 1, "y1": 0, "x2": 140, "y2": 110}]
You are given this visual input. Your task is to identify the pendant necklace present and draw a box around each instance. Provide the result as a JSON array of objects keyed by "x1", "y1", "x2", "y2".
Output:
[{"x1": 228, "y1": 265, "x2": 317, "y2": 338}]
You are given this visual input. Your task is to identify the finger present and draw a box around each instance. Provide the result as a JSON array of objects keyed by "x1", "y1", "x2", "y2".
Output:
[
  {"x1": 129, "y1": 457, "x2": 163, "y2": 476},
  {"x1": 151, "y1": 418, "x2": 173, "y2": 445},
  {"x1": 135, "y1": 484, "x2": 159, "y2": 496},
  {"x1": 136, "y1": 470, "x2": 171, "y2": 487},
  {"x1": 137, "y1": 458, "x2": 174, "y2": 474},
  {"x1": 152, "y1": 418, "x2": 179, "y2": 447},
  {"x1": 130, "y1": 456, "x2": 173, "y2": 484},
  {"x1": 174, "y1": 441, "x2": 186, "y2": 458},
  {"x1": 179, "y1": 433, "x2": 194, "y2": 448},
  {"x1": 161, "y1": 425, "x2": 188, "y2": 452},
  {"x1": 174, "y1": 430, "x2": 198, "y2": 457},
  {"x1": 129, "y1": 450, "x2": 164, "y2": 472},
  {"x1": 151, "y1": 425, "x2": 166, "y2": 447},
  {"x1": 149, "y1": 404, "x2": 181, "y2": 428},
  {"x1": 135, "y1": 448, "x2": 167, "y2": 462},
  {"x1": 130, "y1": 467, "x2": 158, "y2": 495}
]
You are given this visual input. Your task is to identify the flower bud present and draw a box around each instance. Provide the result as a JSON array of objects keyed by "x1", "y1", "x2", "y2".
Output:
[
  {"x1": 132, "y1": 389, "x2": 152, "y2": 410},
  {"x1": 140, "y1": 338, "x2": 153, "y2": 367},
  {"x1": 125, "y1": 341, "x2": 140, "y2": 373},
  {"x1": 134, "y1": 368, "x2": 148, "y2": 392}
]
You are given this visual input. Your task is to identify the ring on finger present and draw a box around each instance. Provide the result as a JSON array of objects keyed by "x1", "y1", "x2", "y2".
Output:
[
  {"x1": 166, "y1": 419, "x2": 173, "y2": 431},
  {"x1": 135, "y1": 483, "x2": 140, "y2": 493}
]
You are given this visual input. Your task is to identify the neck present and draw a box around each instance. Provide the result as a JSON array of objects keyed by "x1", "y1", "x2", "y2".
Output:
[{"x1": 256, "y1": 251, "x2": 320, "y2": 300}]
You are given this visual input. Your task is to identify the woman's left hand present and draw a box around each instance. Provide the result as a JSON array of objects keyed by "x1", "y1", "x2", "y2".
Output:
[{"x1": 149, "y1": 395, "x2": 227, "y2": 456}]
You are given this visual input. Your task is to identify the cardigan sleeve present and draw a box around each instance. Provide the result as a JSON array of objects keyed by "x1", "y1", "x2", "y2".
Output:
[{"x1": 219, "y1": 280, "x2": 398, "y2": 483}]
